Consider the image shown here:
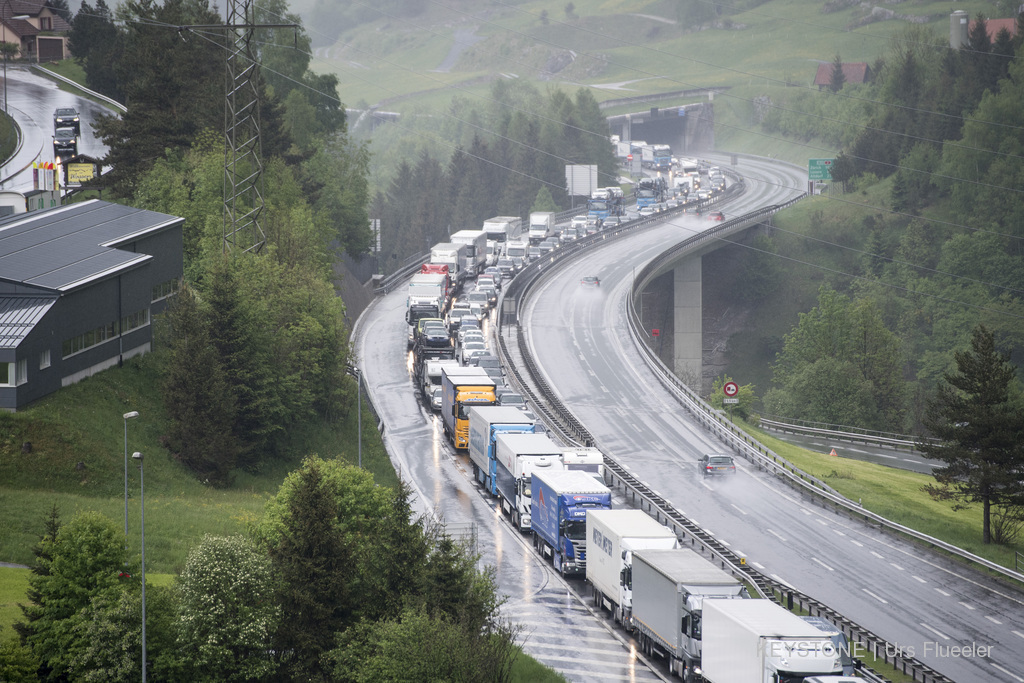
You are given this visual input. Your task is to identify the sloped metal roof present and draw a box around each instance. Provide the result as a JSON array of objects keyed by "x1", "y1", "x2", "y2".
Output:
[
  {"x1": 0, "y1": 296, "x2": 57, "y2": 349},
  {"x1": 0, "y1": 200, "x2": 183, "y2": 293}
]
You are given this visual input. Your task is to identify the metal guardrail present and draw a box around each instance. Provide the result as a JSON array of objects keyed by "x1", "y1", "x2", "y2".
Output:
[
  {"x1": 499, "y1": 190, "x2": 964, "y2": 683},
  {"x1": 759, "y1": 417, "x2": 920, "y2": 450}
]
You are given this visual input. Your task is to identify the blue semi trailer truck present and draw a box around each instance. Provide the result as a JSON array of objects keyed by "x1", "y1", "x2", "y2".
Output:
[{"x1": 531, "y1": 469, "x2": 612, "y2": 576}]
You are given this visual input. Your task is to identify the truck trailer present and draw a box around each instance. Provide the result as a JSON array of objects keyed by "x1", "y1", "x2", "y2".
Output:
[
  {"x1": 585, "y1": 510, "x2": 678, "y2": 628},
  {"x1": 494, "y1": 432, "x2": 564, "y2": 531},
  {"x1": 429, "y1": 242, "x2": 467, "y2": 291},
  {"x1": 631, "y1": 548, "x2": 748, "y2": 682},
  {"x1": 441, "y1": 366, "x2": 496, "y2": 449},
  {"x1": 701, "y1": 599, "x2": 846, "y2": 683},
  {"x1": 449, "y1": 229, "x2": 488, "y2": 277},
  {"x1": 531, "y1": 469, "x2": 611, "y2": 576},
  {"x1": 560, "y1": 446, "x2": 605, "y2": 478},
  {"x1": 528, "y1": 212, "x2": 555, "y2": 244},
  {"x1": 468, "y1": 406, "x2": 538, "y2": 495},
  {"x1": 482, "y1": 216, "x2": 523, "y2": 245},
  {"x1": 405, "y1": 272, "x2": 449, "y2": 346}
]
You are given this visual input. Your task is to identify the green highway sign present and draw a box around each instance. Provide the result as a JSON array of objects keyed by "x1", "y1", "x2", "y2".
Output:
[{"x1": 809, "y1": 158, "x2": 834, "y2": 181}]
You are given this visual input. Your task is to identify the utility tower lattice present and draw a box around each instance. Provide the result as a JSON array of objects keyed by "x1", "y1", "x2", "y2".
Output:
[{"x1": 223, "y1": 0, "x2": 265, "y2": 254}]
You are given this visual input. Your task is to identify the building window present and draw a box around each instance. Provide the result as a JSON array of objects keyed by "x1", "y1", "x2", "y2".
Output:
[
  {"x1": 152, "y1": 278, "x2": 180, "y2": 303},
  {"x1": 0, "y1": 363, "x2": 10, "y2": 386},
  {"x1": 61, "y1": 309, "x2": 150, "y2": 359},
  {"x1": 15, "y1": 359, "x2": 27, "y2": 385},
  {"x1": 41, "y1": 17, "x2": 52, "y2": 30},
  {"x1": 121, "y1": 308, "x2": 150, "y2": 334},
  {"x1": 40, "y1": 349, "x2": 51, "y2": 369}
]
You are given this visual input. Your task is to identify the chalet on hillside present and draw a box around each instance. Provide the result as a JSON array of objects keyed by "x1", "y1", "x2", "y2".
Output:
[
  {"x1": 0, "y1": 0, "x2": 71, "y2": 62},
  {"x1": 813, "y1": 62, "x2": 871, "y2": 90}
]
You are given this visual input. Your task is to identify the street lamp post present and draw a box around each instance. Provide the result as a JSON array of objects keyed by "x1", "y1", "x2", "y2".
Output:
[
  {"x1": 132, "y1": 451, "x2": 147, "y2": 683},
  {"x1": 122, "y1": 411, "x2": 139, "y2": 546}
]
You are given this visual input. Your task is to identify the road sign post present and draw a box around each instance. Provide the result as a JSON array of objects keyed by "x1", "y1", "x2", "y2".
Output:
[
  {"x1": 808, "y1": 158, "x2": 834, "y2": 181},
  {"x1": 723, "y1": 381, "x2": 739, "y2": 422}
]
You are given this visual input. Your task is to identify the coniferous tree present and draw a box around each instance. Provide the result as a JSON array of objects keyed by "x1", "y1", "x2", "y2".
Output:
[
  {"x1": 920, "y1": 325, "x2": 1024, "y2": 544},
  {"x1": 271, "y1": 461, "x2": 352, "y2": 680},
  {"x1": 161, "y1": 284, "x2": 238, "y2": 485},
  {"x1": 68, "y1": 0, "x2": 123, "y2": 101},
  {"x1": 829, "y1": 54, "x2": 846, "y2": 93}
]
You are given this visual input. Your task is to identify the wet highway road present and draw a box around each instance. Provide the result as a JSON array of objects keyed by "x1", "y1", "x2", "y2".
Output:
[
  {"x1": 352, "y1": 295, "x2": 667, "y2": 682},
  {"x1": 0, "y1": 66, "x2": 112, "y2": 191},
  {"x1": 508, "y1": 155, "x2": 1024, "y2": 682}
]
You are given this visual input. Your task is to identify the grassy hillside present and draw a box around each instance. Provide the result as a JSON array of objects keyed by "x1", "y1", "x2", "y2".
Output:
[{"x1": 0, "y1": 351, "x2": 396, "y2": 573}]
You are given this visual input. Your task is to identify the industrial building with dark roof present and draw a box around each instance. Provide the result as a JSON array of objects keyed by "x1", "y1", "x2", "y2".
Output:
[{"x1": 0, "y1": 200, "x2": 183, "y2": 411}]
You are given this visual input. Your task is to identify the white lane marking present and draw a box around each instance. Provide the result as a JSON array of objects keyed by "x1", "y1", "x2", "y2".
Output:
[
  {"x1": 800, "y1": 508, "x2": 811, "y2": 516},
  {"x1": 833, "y1": 529, "x2": 846, "y2": 537},
  {"x1": 850, "y1": 540, "x2": 864, "y2": 547},
  {"x1": 731, "y1": 503, "x2": 748, "y2": 515},
  {"x1": 862, "y1": 588, "x2": 888, "y2": 604},
  {"x1": 890, "y1": 563, "x2": 904, "y2": 571},
  {"x1": 1014, "y1": 630, "x2": 1024, "y2": 640},
  {"x1": 753, "y1": 562, "x2": 766, "y2": 569},
  {"x1": 986, "y1": 615, "x2": 1003, "y2": 625},
  {"x1": 766, "y1": 529, "x2": 787, "y2": 542},
  {"x1": 991, "y1": 664, "x2": 1024, "y2": 683},
  {"x1": 912, "y1": 575, "x2": 927, "y2": 583},
  {"x1": 812, "y1": 557, "x2": 834, "y2": 572},
  {"x1": 870, "y1": 551, "x2": 884, "y2": 559},
  {"x1": 935, "y1": 588, "x2": 950, "y2": 597},
  {"x1": 959, "y1": 602, "x2": 975, "y2": 610},
  {"x1": 816, "y1": 519, "x2": 828, "y2": 526},
  {"x1": 920, "y1": 622, "x2": 950, "y2": 640}
]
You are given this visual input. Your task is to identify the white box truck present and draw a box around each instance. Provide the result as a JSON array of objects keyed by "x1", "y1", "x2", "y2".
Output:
[
  {"x1": 561, "y1": 446, "x2": 604, "y2": 479},
  {"x1": 449, "y1": 229, "x2": 488, "y2": 277},
  {"x1": 468, "y1": 406, "x2": 538, "y2": 496},
  {"x1": 631, "y1": 548, "x2": 749, "y2": 682},
  {"x1": 430, "y1": 242, "x2": 467, "y2": 290},
  {"x1": 494, "y1": 432, "x2": 564, "y2": 531},
  {"x1": 586, "y1": 510, "x2": 678, "y2": 627},
  {"x1": 528, "y1": 212, "x2": 555, "y2": 244},
  {"x1": 482, "y1": 216, "x2": 523, "y2": 245},
  {"x1": 701, "y1": 599, "x2": 845, "y2": 683}
]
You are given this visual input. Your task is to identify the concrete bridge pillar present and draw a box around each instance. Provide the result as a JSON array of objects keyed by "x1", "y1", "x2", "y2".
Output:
[{"x1": 673, "y1": 256, "x2": 702, "y2": 387}]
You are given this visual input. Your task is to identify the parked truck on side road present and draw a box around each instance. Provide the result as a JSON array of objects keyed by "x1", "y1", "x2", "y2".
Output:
[
  {"x1": 494, "y1": 432, "x2": 564, "y2": 531},
  {"x1": 586, "y1": 510, "x2": 678, "y2": 629},
  {"x1": 531, "y1": 469, "x2": 611, "y2": 577},
  {"x1": 631, "y1": 548, "x2": 749, "y2": 682},
  {"x1": 449, "y1": 229, "x2": 488, "y2": 277},
  {"x1": 468, "y1": 406, "x2": 538, "y2": 495},
  {"x1": 701, "y1": 598, "x2": 847, "y2": 683},
  {"x1": 441, "y1": 366, "x2": 496, "y2": 449}
]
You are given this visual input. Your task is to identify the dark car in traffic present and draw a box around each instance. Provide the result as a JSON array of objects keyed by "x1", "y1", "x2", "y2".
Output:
[
  {"x1": 698, "y1": 454, "x2": 736, "y2": 477},
  {"x1": 53, "y1": 107, "x2": 81, "y2": 134},
  {"x1": 53, "y1": 128, "x2": 78, "y2": 160}
]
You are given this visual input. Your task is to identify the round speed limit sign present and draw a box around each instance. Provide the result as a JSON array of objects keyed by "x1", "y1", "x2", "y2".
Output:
[{"x1": 723, "y1": 381, "x2": 739, "y2": 397}]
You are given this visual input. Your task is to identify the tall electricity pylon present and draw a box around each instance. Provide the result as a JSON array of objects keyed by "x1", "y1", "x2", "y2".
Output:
[{"x1": 223, "y1": 0, "x2": 265, "y2": 254}]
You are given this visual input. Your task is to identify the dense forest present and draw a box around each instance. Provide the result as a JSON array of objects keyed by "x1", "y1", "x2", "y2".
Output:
[{"x1": 749, "y1": 16, "x2": 1024, "y2": 433}]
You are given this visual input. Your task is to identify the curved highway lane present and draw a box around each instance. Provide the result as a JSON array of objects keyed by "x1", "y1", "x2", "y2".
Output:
[{"x1": 513, "y1": 155, "x2": 1024, "y2": 682}]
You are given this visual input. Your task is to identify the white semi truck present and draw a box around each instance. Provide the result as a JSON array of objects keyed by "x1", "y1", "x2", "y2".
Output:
[
  {"x1": 631, "y1": 548, "x2": 749, "y2": 682},
  {"x1": 701, "y1": 598, "x2": 848, "y2": 683},
  {"x1": 528, "y1": 212, "x2": 555, "y2": 244},
  {"x1": 585, "y1": 510, "x2": 678, "y2": 628},
  {"x1": 449, "y1": 229, "x2": 488, "y2": 277},
  {"x1": 494, "y1": 432, "x2": 564, "y2": 531}
]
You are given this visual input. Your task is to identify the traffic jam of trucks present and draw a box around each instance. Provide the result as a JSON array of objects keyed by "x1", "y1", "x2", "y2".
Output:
[{"x1": 400, "y1": 175, "x2": 869, "y2": 682}]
